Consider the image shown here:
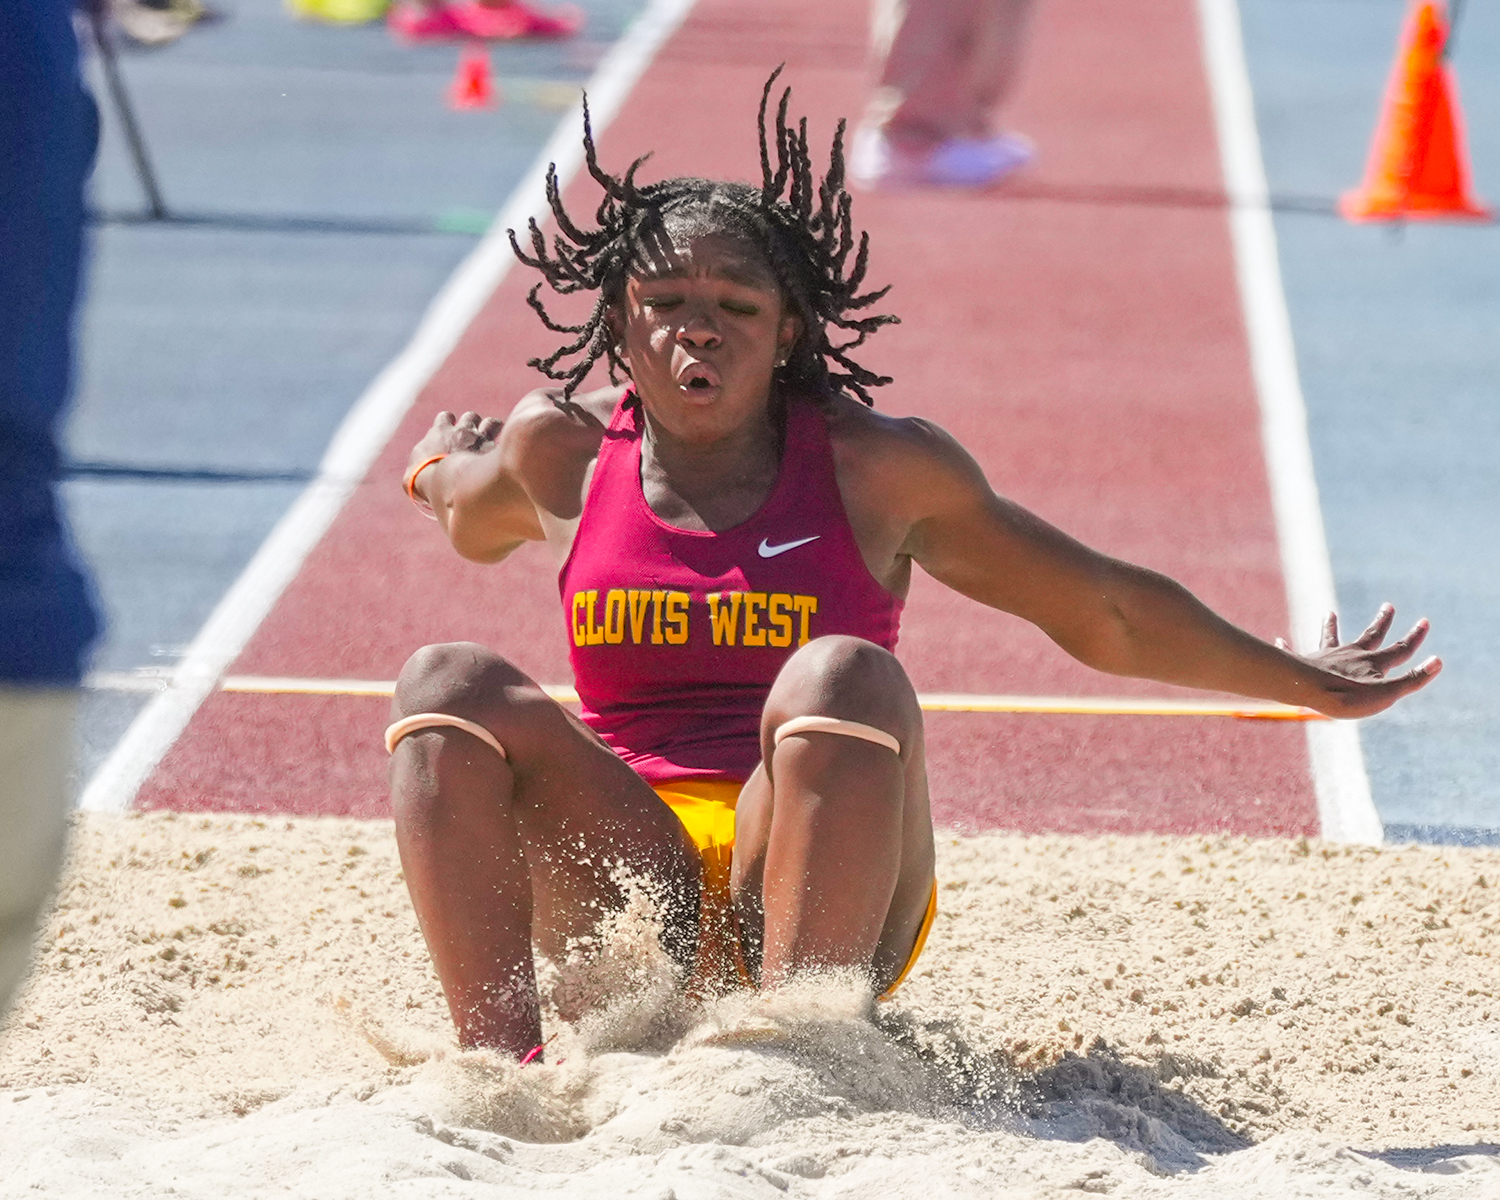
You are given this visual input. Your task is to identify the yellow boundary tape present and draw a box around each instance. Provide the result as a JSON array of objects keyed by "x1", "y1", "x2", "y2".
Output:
[{"x1": 193, "y1": 675, "x2": 1323, "y2": 721}]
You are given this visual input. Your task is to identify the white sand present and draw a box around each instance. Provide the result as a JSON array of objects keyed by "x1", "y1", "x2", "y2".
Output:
[{"x1": 2, "y1": 812, "x2": 1497, "y2": 1197}]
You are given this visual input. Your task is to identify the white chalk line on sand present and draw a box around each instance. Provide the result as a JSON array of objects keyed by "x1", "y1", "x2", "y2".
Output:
[
  {"x1": 1198, "y1": 0, "x2": 1381, "y2": 844},
  {"x1": 85, "y1": 671, "x2": 1327, "y2": 721},
  {"x1": 76, "y1": 0, "x2": 701, "y2": 814}
]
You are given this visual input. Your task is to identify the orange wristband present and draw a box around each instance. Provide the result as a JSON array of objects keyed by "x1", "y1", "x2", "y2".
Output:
[{"x1": 403, "y1": 454, "x2": 447, "y2": 512}]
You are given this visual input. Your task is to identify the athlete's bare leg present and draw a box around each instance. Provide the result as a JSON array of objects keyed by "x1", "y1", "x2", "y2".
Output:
[
  {"x1": 389, "y1": 642, "x2": 702, "y2": 1056},
  {"x1": 730, "y1": 636, "x2": 935, "y2": 993}
]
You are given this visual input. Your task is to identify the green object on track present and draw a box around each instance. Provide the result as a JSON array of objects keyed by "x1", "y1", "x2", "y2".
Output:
[
  {"x1": 284, "y1": 0, "x2": 390, "y2": 25},
  {"x1": 432, "y1": 208, "x2": 495, "y2": 234}
]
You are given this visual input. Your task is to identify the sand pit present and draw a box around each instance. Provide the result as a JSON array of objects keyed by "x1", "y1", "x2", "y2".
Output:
[{"x1": 2, "y1": 812, "x2": 1497, "y2": 1197}]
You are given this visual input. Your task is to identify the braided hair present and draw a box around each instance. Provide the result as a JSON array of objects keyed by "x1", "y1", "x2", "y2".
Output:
[{"x1": 507, "y1": 68, "x2": 899, "y2": 406}]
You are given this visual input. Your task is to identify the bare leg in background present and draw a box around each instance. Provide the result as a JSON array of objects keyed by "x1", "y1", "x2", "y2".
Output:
[
  {"x1": 0, "y1": 689, "x2": 78, "y2": 1020},
  {"x1": 856, "y1": 0, "x2": 1039, "y2": 186},
  {"x1": 870, "y1": 0, "x2": 1037, "y2": 150}
]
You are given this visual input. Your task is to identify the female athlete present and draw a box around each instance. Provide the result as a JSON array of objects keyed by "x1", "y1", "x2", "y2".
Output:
[{"x1": 387, "y1": 74, "x2": 1439, "y2": 1059}]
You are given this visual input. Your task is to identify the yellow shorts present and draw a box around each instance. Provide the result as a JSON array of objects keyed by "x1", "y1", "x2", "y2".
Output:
[{"x1": 653, "y1": 780, "x2": 937, "y2": 999}]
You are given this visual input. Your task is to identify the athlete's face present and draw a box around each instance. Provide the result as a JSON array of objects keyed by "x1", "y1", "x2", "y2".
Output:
[{"x1": 612, "y1": 231, "x2": 801, "y2": 442}]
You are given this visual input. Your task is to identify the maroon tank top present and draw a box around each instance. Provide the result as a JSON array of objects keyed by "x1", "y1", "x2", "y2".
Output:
[{"x1": 558, "y1": 391, "x2": 904, "y2": 784}]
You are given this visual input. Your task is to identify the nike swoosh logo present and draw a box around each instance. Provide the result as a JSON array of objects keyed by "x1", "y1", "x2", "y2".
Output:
[{"x1": 758, "y1": 535, "x2": 820, "y2": 558}]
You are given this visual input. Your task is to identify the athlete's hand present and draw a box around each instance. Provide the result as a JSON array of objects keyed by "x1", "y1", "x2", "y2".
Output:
[
  {"x1": 404, "y1": 411, "x2": 504, "y2": 517},
  {"x1": 1277, "y1": 605, "x2": 1441, "y2": 719},
  {"x1": 408, "y1": 410, "x2": 503, "y2": 469},
  {"x1": 406, "y1": 411, "x2": 503, "y2": 498}
]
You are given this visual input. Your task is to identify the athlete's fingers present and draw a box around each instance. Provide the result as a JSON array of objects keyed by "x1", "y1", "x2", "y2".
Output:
[
  {"x1": 1353, "y1": 603, "x2": 1395, "y2": 649},
  {"x1": 1371, "y1": 618, "x2": 1430, "y2": 670},
  {"x1": 457, "y1": 411, "x2": 482, "y2": 429},
  {"x1": 478, "y1": 416, "x2": 503, "y2": 442},
  {"x1": 1380, "y1": 655, "x2": 1443, "y2": 703},
  {"x1": 434, "y1": 410, "x2": 456, "y2": 428},
  {"x1": 1333, "y1": 655, "x2": 1442, "y2": 718},
  {"x1": 1319, "y1": 611, "x2": 1340, "y2": 651}
]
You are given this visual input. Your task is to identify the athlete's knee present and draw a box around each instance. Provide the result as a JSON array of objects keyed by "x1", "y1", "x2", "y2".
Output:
[
  {"x1": 773, "y1": 635, "x2": 917, "y2": 714},
  {"x1": 396, "y1": 642, "x2": 514, "y2": 714},
  {"x1": 765, "y1": 635, "x2": 921, "y2": 757},
  {"x1": 391, "y1": 642, "x2": 562, "y2": 754}
]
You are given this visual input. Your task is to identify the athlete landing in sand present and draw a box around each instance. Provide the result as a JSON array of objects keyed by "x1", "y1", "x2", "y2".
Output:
[{"x1": 387, "y1": 71, "x2": 1440, "y2": 1059}]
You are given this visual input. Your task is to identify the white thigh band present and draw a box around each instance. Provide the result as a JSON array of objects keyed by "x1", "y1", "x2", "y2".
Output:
[
  {"x1": 774, "y1": 715, "x2": 902, "y2": 757},
  {"x1": 384, "y1": 713, "x2": 507, "y2": 760}
]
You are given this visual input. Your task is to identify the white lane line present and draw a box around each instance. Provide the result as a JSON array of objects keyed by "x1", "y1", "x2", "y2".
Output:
[
  {"x1": 85, "y1": 669, "x2": 174, "y2": 693},
  {"x1": 85, "y1": 672, "x2": 1328, "y2": 719},
  {"x1": 1197, "y1": 0, "x2": 1381, "y2": 844},
  {"x1": 76, "y1": 0, "x2": 701, "y2": 814}
]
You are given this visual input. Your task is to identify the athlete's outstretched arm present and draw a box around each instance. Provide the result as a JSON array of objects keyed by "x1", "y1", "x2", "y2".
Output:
[{"x1": 888, "y1": 422, "x2": 1439, "y2": 720}]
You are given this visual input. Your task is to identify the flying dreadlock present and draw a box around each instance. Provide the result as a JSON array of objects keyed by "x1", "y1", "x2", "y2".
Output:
[{"x1": 507, "y1": 67, "x2": 899, "y2": 405}]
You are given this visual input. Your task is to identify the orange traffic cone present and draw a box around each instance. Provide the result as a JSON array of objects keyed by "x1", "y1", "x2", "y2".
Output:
[
  {"x1": 448, "y1": 44, "x2": 498, "y2": 111},
  {"x1": 1340, "y1": 1, "x2": 1490, "y2": 222}
]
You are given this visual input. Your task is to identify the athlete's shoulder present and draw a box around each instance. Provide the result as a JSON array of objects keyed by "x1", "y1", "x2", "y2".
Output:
[
  {"x1": 504, "y1": 383, "x2": 622, "y2": 442},
  {"x1": 820, "y1": 391, "x2": 975, "y2": 480},
  {"x1": 816, "y1": 389, "x2": 995, "y2": 569},
  {"x1": 502, "y1": 384, "x2": 624, "y2": 472}
]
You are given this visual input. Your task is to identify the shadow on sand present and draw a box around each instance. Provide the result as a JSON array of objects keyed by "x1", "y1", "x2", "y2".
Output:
[
  {"x1": 1361, "y1": 1143, "x2": 1500, "y2": 1174},
  {"x1": 874, "y1": 1008, "x2": 1249, "y2": 1175}
]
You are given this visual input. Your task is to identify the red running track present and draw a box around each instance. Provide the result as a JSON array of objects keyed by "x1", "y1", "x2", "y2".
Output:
[{"x1": 138, "y1": 0, "x2": 1318, "y2": 837}]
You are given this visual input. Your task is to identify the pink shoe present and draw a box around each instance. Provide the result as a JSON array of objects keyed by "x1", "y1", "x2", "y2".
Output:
[
  {"x1": 850, "y1": 126, "x2": 1034, "y2": 190},
  {"x1": 387, "y1": 1, "x2": 464, "y2": 41},
  {"x1": 448, "y1": 0, "x2": 581, "y2": 39}
]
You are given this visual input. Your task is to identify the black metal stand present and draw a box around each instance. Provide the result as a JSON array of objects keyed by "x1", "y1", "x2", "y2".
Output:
[
  {"x1": 1445, "y1": 0, "x2": 1467, "y2": 59},
  {"x1": 85, "y1": 1, "x2": 168, "y2": 220}
]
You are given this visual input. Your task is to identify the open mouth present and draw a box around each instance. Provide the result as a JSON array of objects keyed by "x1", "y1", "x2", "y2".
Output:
[{"x1": 677, "y1": 362, "x2": 721, "y2": 393}]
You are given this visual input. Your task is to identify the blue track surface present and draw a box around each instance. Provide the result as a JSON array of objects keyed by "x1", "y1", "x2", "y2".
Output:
[
  {"x1": 1241, "y1": 0, "x2": 1500, "y2": 843},
  {"x1": 66, "y1": 0, "x2": 646, "y2": 784}
]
